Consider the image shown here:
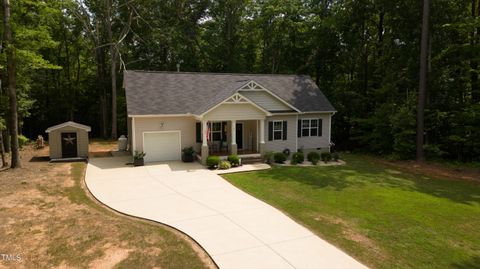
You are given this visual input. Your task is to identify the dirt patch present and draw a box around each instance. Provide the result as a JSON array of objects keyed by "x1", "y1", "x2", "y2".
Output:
[
  {"x1": 89, "y1": 140, "x2": 117, "y2": 158},
  {"x1": 0, "y1": 145, "x2": 216, "y2": 269},
  {"x1": 88, "y1": 245, "x2": 131, "y2": 269},
  {"x1": 313, "y1": 214, "x2": 387, "y2": 261}
]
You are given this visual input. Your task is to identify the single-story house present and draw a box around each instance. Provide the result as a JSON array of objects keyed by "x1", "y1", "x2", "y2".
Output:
[
  {"x1": 45, "y1": 121, "x2": 91, "y2": 160},
  {"x1": 124, "y1": 71, "x2": 336, "y2": 164}
]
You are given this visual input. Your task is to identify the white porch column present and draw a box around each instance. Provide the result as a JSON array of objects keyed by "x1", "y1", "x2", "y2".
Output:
[
  {"x1": 201, "y1": 120, "x2": 209, "y2": 165},
  {"x1": 259, "y1": 119, "x2": 266, "y2": 155},
  {"x1": 231, "y1": 120, "x2": 237, "y2": 155}
]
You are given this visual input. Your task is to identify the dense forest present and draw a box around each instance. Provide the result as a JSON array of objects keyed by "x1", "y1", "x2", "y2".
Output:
[{"x1": 1, "y1": 0, "x2": 479, "y2": 167}]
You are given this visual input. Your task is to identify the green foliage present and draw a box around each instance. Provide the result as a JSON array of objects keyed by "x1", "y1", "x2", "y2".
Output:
[
  {"x1": 292, "y1": 152, "x2": 304, "y2": 164},
  {"x1": 18, "y1": 135, "x2": 29, "y2": 148},
  {"x1": 307, "y1": 151, "x2": 320, "y2": 162},
  {"x1": 182, "y1": 147, "x2": 195, "y2": 156},
  {"x1": 263, "y1": 151, "x2": 274, "y2": 164},
  {"x1": 227, "y1": 155, "x2": 240, "y2": 166},
  {"x1": 133, "y1": 151, "x2": 145, "y2": 160},
  {"x1": 273, "y1": 152, "x2": 287, "y2": 164},
  {"x1": 332, "y1": 152, "x2": 340, "y2": 162},
  {"x1": 2, "y1": 0, "x2": 478, "y2": 165},
  {"x1": 219, "y1": 160, "x2": 231, "y2": 170},
  {"x1": 320, "y1": 152, "x2": 332, "y2": 163},
  {"x1": 206, "y1": 156, "x2": 221, "y2": 168}
]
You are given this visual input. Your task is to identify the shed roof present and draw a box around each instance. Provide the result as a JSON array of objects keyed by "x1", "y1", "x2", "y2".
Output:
[
  {"x1": 45, "y1": 121, "x2": 91, "y2": 133},
  {"x1": 124, "y1": 71, "x2": 336, "y2": 116}
]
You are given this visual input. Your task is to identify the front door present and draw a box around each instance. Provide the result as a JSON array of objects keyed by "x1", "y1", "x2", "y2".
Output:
[
  {"x1": 236, "y1": 123, "x2": 243, "y2": 149},
  {"x1": 61, "y1": 132, "x2": 78, "y2": 158}
]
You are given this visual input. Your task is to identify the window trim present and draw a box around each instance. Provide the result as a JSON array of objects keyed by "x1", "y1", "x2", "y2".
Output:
[
  {"x1": 210, "y1": 122, "x2": 223, "y2": 142},
  {"x1": 272, "y1": 120, "x2": 284, "y2": 141},
  {"x1": 301, "y1": 118, "x2": 320, "y2": 137}
]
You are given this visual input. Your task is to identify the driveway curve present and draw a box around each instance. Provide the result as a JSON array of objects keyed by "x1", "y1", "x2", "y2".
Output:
[{"x1": 85, "y1": 156, "x2": 368, "y2": 269}]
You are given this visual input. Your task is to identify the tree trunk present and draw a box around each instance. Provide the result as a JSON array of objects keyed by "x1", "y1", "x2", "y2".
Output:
[
  {"x1": 471, "y1": 0, "x2": 480, "y2": 103},
  {"x1": 3, "y1": 0, "x2": 21, "y2": 168},
  {"x1": 416, "y1": 0, "x2": 430, "y2": 161},
  {"x1": 0, "y1": 131, "x2": 6, "y2": 167},
  {"x1": 95, "y1": 46, "x2": 108, "y2": 139},
  {"x1": 106, "y1": 3, "x2": 117, "y2": 139}
]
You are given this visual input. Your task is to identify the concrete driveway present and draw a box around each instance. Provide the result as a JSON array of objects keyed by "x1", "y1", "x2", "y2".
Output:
[{"x1": 85, "y1": 157, "x2": 368, "y2": 269}]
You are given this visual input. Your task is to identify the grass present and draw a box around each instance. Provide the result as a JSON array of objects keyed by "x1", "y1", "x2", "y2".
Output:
[{"x1": 223, "y1": 153, "x2": 480, "y2": 269}]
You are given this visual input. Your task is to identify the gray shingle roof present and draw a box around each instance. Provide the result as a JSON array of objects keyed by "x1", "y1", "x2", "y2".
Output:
[{"x1": 124, "y1": 71, "x2": 335, "y2": 116}]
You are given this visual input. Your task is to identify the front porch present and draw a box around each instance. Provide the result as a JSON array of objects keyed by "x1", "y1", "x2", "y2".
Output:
[{"x1": 198, "y1": 119, "x2": 266, "y2": 164}]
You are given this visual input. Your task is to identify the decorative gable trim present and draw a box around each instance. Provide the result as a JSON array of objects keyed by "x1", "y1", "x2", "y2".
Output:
[
  {"x1": 239, "y1": 80, "x2": 265, "y2": 91},
  {"x1": 237, "y1": 80, "x2": 301, "y2": 112},
  {"x1": 200, "y1": 92, "x2": 272, "y2": 117},
  {"x1": 225, "y1": 93, "x2": 249, "y2": 103}
]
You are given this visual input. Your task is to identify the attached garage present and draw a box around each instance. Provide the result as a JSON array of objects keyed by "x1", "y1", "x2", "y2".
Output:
[
  {"x1": 142, "y1": 131, "x2": 181, "y2": 163},
  {"x1": 45, "y1": 121, "x2": 91, "y2": 160}
]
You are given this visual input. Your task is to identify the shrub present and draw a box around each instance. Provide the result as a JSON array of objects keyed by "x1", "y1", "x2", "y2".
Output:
[
  {"x1": 292, "y1": 152, "x2": 304, "y2": 164},
  {"x1": 219, "y1": 160, "x2": 231, "y2": 170},
  {"x1": 320, "y1": 152, "x2": 332, "y2": 163},
  {"x1": 133, "y1": 151, "x2": 146, "y2": 160},
  {"x1": 182, "y1": 147, "x2": 196, "y2": 162},
  {"x1": 307, "y1": 151, "x2": 320, "y2": 162},
  {"x1": 332, "y1": 152, "x2": 340, "y2": 162},
  {"x1": 273, "y1": 152, "x2": 287, "y2": 164},
  {"x1": 206, "y1": 156, "x2": 221, "y2": 168},
  {"x1": 18, "y1": 135, "x2": 29, "y2": 148},
  {"x1": 227, "y1": 154, "x2": 240, "y2": 166},
  {"x1": 311, "y1": 158, "x2": 319, "y2": 165},
  {"x1": 263, "y1": 151, "x2": 274, "y2": 164}
]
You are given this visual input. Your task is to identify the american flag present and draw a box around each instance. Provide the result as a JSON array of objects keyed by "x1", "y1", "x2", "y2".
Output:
[{"x1": 206, "y1": 124, "x2": 211, "y2": 142}]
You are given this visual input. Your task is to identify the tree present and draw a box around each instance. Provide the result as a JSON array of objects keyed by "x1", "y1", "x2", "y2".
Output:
[
  {"x1": 0, "y1": 118, "x2": 6, "y2": 167},
  {"x1": 3, "y1": 0, "x2": 21, "y2": 168},
  {"x1": 416, "y1": 0, "x2": 430, "y2": 161}
]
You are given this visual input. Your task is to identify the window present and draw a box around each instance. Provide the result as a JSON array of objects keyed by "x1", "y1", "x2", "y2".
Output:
[
  {"x1": 210, "y1": 122, "x2": 222, "y2": 141},
  {"x1": 300, "y1": 119, "x2": 321, "y2": 137},
  {"x1": 273, "y1": 121, "x2": 283, "y2": 140},
  {"x1": 302, "y1": 120, "x2": 310, "y2": 136},
  {"x1": 268, "y1": 120, "x2": 287, "y2": 141}
]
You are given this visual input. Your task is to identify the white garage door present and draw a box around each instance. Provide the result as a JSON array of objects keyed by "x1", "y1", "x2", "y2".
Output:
[{"x1": 143, "y1": 131, "x2": 181, "y2": 163}]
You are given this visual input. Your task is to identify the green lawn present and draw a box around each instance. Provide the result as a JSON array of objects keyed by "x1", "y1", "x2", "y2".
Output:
[{"x1": 223, "y1": 154, "x2": 480, "y2": 269}]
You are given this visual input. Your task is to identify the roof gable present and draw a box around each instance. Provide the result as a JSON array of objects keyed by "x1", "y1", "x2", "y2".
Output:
[
  {"x1": 45, "y1": 121, "x2": 91, "y2": 133},
  {"x1": 237, "y1": 80, "x2": 300, "y2": 112}
]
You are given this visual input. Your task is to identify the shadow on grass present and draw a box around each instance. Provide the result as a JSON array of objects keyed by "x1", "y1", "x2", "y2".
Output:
[
  {"x1": 450, "y1": 255, "x2": 480, "y2": 269},
  {"x1": 254, "y1": 157, "x2": 480, "y2": 205}
]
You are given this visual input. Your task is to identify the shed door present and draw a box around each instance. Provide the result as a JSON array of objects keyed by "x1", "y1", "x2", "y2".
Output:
[
  {"x1": 61, "y1": 132, "x2": 78, "y2": 158},
  {"x1": 143, "y1": 132, "x2": 181, "y2": 163}
]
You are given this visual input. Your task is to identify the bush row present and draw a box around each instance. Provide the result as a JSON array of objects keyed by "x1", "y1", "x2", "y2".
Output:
[
  {"x1": 206, "y1": 154, "x2": 241, "y2": 169},
  {"x1": 263, "y1": 150, "x2": 340, "y2": 165}
]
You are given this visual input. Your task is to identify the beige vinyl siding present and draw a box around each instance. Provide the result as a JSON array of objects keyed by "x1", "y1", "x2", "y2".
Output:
[
  {"x1": 239, "y1": 91, "x2": 291, "y2": 111},
  {"x1": 297, "y1": 113, "x2": 332, "y2": 151},
  {"x1": 264, "y1": 115, "x2": 297, "y2": 153},
  {"x1": 48, "y1": 126, "x2": 89, "y2": 159},
  {"x1": 204, "y1": 103, "x2": 267, "y2": 121},
  {"x1": 133, "y1": 116, "x2": 196, "y2": 153}
]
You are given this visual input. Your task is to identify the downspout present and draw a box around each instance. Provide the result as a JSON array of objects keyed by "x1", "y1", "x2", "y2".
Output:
[{"x1": 295, "y1": 114, "x2": 298, "y2": 152}]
